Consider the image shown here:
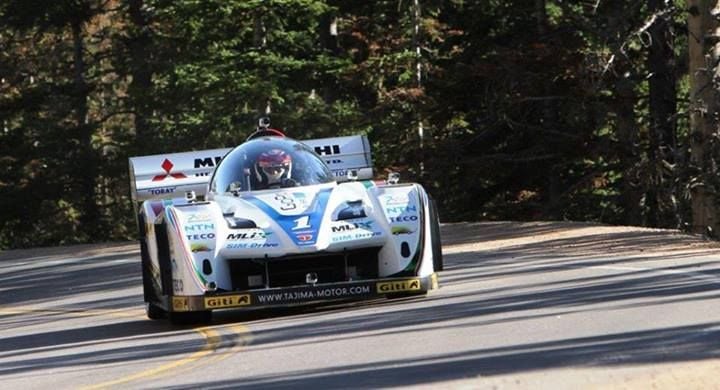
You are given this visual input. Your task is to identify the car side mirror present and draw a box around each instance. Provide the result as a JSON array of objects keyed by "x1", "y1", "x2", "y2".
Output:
[{"x1": 387, "y1": 172, "x2": 400, "y2": 185}]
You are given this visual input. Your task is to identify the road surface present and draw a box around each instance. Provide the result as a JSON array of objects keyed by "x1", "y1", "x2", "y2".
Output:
[{"x1": 1, "y1": 221, "x2": 719, "y2": 389}]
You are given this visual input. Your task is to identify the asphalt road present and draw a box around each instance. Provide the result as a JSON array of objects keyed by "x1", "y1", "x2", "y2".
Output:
[{"x1": 1, "y1": 221, "x2": 719, "y2": 389}]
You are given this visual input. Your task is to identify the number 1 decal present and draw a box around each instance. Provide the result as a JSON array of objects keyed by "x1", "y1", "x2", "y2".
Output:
[{"x1": 292, "y1": 215, "x2": 311, "y2": 230}]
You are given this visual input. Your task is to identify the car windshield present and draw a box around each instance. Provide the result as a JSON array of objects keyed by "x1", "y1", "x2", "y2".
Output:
[{"x1": 209, "y1": 137, "x2": 335, "y2": 194}]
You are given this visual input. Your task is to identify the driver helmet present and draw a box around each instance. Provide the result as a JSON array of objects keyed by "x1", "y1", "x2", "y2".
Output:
[{"x1": 255, "y1": 148, "x2": 292, "y2": 189}]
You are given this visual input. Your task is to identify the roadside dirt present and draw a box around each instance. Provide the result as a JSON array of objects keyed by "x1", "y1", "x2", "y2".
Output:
[
  {"x1": 0, "y1": 241, "x2": 138, "y2": 262},
  {"x1": 441, "y1": 220, "x2": 720, "y2": 255},
  {"x1": 2, "y1": 221, "x2": 718, "y2": 261}
]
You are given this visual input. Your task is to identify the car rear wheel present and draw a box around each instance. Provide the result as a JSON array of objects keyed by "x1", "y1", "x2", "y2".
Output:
[
  {"x1": 146, "y1": 302, "x2": 166, "y2": 320},
  {"x1": 140, "y1": 237, "x2": 165, "y2": 319},
  {"x1": 429, "y1": 198, "x2": 444, "y2": 271}
]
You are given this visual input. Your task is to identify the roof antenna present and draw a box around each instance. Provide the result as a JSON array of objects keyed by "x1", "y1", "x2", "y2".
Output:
[
  {"x1": 258, "y1": 116, "x2": 271, "y2": 131},
  {"x1": 246, "y1": 117, "x2": 285, "y2": 141}
]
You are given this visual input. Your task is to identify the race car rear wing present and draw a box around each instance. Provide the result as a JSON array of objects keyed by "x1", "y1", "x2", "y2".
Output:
[{"x1": 128, "y1": 135, "x2": 374, "y2": 206}]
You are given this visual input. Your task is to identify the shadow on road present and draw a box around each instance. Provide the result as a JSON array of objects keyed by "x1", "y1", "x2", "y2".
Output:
[
  {"x1": 161, "y1": 322, "x2": 720, "y2": 389},
  {"x1": 0, "y1": 319, "x2": 198, "y2": 376},
  {"x1": 1, "y1": 222, "x2": 719, "y2": 387},
  {"x1": 0, "y1": 249, "x2": 141, "y2": 307}
]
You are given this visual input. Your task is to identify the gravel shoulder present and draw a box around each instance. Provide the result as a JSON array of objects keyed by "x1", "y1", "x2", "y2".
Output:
[{"x1": 4, "y1": 220, "x2": 717, "y2": 261}]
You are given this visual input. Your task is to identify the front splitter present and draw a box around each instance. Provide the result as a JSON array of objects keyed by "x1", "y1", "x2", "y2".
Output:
[{"x1": 168, "y1": 273, "x2": 438, "y2": 312}]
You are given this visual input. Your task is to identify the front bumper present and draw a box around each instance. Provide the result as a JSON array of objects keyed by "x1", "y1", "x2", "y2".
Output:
[{"x1": 169, "y1": 273, "x2": 439, "y2": 312}]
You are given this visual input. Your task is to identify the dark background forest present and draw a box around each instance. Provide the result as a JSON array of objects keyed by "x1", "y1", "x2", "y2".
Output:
[{"x1": 2, "y1": 0, "x2": 720, "y2": 249}]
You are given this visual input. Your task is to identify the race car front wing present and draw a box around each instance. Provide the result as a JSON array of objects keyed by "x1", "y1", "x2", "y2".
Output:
[{"x1": 168, "y1": 273, "x2": 439, "y2": 312}]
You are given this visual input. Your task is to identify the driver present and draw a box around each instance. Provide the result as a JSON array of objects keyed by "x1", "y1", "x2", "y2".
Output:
[{"x1": 254, "y1": 148, "x2": 292, "y2": 189}]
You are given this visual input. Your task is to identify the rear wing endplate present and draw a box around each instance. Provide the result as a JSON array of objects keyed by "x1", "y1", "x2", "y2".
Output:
[{"x1": 128, "y1": 135, "x2": 374, "y2": 207}]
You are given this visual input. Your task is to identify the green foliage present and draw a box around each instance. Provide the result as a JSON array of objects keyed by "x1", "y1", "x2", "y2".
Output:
[{"x1": 0, "y1": 0, "x2": 703, "y2": 248}]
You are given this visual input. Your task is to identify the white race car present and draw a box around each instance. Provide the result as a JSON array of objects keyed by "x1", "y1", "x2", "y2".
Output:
[{"x1": 129, "y1": 124, "x2": 442, "y2": 323}]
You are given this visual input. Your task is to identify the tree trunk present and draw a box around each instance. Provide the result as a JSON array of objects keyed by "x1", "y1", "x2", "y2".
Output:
[
  {"x1": 535, "y1": 0, "x2": 547, "y2": 35},
  {"x1": 688, "y1": 0, "x2": 720, "y2": 235},
  {"x1": 127, "y1": 0, "x2": 154, "y2": 154},
  {"x1": 413, "y1": 0, "x2": 424, "y2": 176},
  {"x1": 614, "y1": 76, "x2": 642, "y2": 225},
  {"x1": 72, "y1": 19, "x2": 99, "y2": 237},
  {"x1": 254, "y1": 7, "x2": 270, "y2": 116},
  {"x1": 646, "y1": 0, "x2": 677, "y2": 228}
]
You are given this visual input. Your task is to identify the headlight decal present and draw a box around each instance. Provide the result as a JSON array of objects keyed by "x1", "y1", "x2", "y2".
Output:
[{"x1": 167, "y1": 208, "x2": 208, "y2": 291}]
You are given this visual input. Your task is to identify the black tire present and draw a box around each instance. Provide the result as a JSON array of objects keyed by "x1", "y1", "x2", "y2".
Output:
[
  {"x1": 429, "y1": 198, "x2": 444, "y2": 271},
  {"x1": 155, "y1": 222, "x2": 174, "y2": 296},
  {"x1": 169, "y1": 310, "x2": 212, "y2": 325},
  {"x1": 140, "y1": 239, "x2": 156, "y2": 303},
  {"x1": 142, "y1": 243, "x2": 166, "y2": 320},
  {"x1": 139, "y1": 215, "x2": 151, "y2": 302},
  {"x1": 146, "y1": 302, "x2": 166, "y2": 320},
  {"x1": 140, "y1": 215, "x2": 165, "y2": 320}
]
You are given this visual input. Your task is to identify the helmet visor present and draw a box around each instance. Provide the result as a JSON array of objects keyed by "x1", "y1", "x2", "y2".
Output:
[{"x1": 262, "y1": 165, "x2": 287, "y2": 176}]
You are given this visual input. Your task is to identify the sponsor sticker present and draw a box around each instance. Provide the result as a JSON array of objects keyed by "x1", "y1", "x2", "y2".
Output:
[
  {"x1": 172, "y1": 297, "x2": 189, "y2": 311},
  {"x1": 267, "y1": 192, "x2": 309, "y2": 211},
  {"x1": 153, "y1": 159, "x2": 187, "y2": 181},
  {"x1": 331, "y1": 220, "x2": 373, "y2": 233},
  {"x1": 245, "y1": 189, "x2": 331, "y2": 246},
  {"x1": 392, "y1": 226, "x2": 415, "y2": 235},
  {"x1": 185, "y1": 223, "x2": 214, "y2": 232},
  {"x1": 190, "y1": 243, "x2": 213, "y2": 252},
  {"x1": 314, "y1": 144, "x2": 341, "y2": 156},
  {"x1": 187, "y1": 213, "x2": 212, "y2": 223},
  {"x1": 226, "y1": 242, "x2": 278, "y2": 249},
  {"x1": 297, "y1": 234, "x2": 314, "y2": 242},
  {"x1": 377, "y1": 279, "x2": 421, "y2": 293},
  {"x1": 389, "y1": 215, "x2": 418, "y2": 223},
  {"x1": 331, "y1": 231, "x2": 381, "y2": 243},
  {"x1": 385, "y1": 205, "x2": 418, "y2": 214},
  {"x1": 194, "y1": 156, "x2": 223, "y2": 168},
  {"x1": 204, "y1": 294, "x2": 252, "y2": 309},
  {"x1": 226, "y1": 231, "x2": 272, "y2": 240},
  {"x1": 149, "y1": 187, "x2": 176, "y2": 195},
  {"x1": 383, "y1": 194, "x2": 409, "y2": 206},
  {"x1": 253, "y1": 284, "x2": 373, "y2": 304},
  {"x1": 186, "y1": 233, "x2": 215, "y2": 241}
]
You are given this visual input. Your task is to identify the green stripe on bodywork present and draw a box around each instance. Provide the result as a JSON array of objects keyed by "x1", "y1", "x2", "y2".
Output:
[
  {"x1": 195, "y1": 268, "x2": 208, "y2": 285},
  {"x1": 391, "y1": 189, "x2": 424, "y2": 276},
  {"x1": 167, "y1": 207, "x2": 208, "y2": 287}
]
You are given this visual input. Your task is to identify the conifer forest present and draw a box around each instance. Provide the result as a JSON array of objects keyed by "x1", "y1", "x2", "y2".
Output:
[{"x1": 2, "y1": 0, "x2": 720, "y2": 249}]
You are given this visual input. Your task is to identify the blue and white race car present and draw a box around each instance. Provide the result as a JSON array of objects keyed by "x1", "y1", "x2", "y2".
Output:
[{"x1": 129, "y1": 124, "x2": 442, "y2": 323}]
